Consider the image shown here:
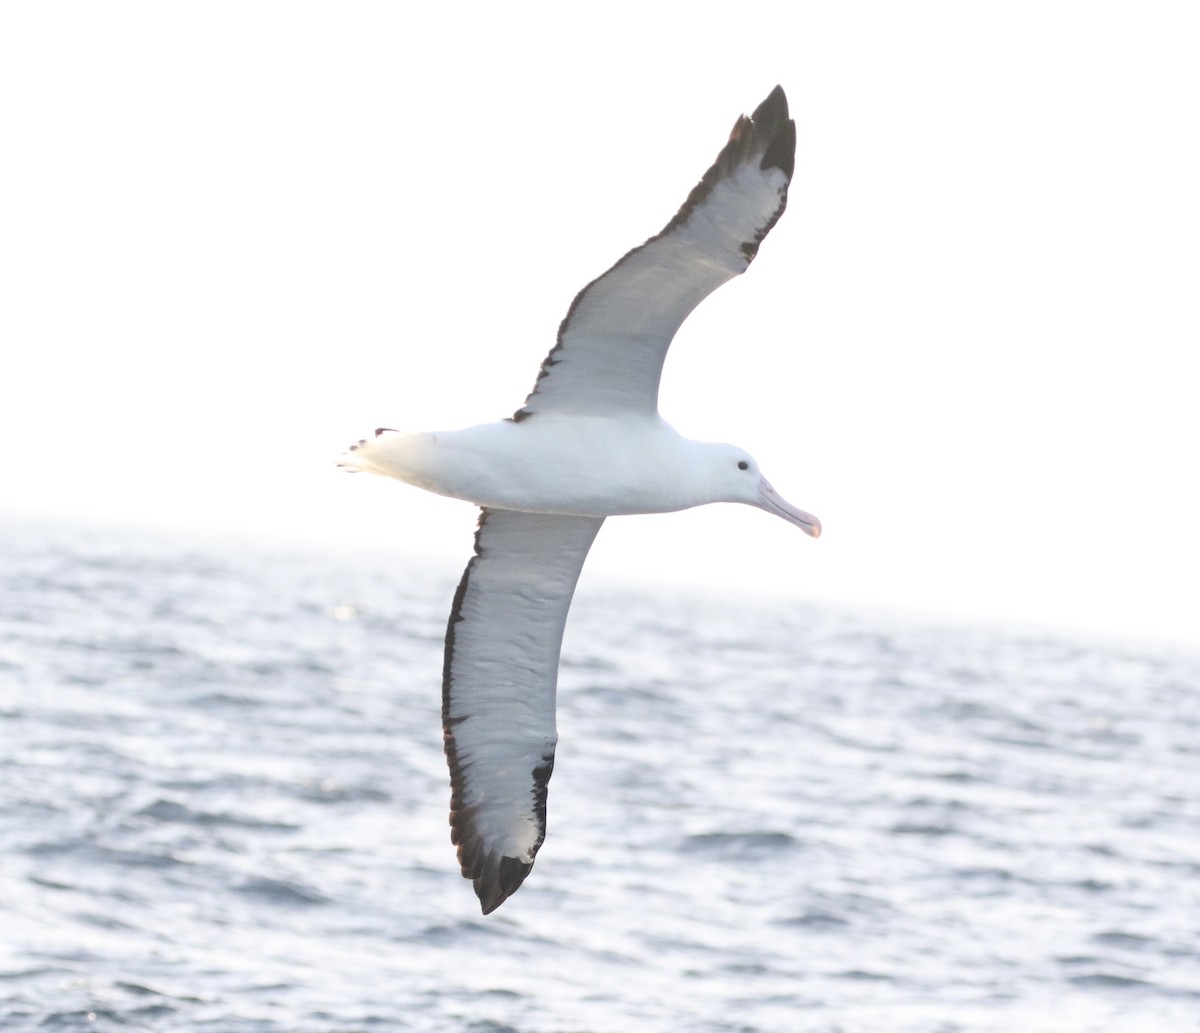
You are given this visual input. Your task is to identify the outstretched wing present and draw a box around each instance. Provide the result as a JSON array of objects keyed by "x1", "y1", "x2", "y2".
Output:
[
  {"x1": 513, "y1": 85, "x2": 795, "y2": 421},
  {"x1": 442, "y1": 507, "x2": 604, "y2": 913}
]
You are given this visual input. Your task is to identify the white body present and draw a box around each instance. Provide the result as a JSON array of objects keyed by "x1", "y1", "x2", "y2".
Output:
[{"x1": 343, "y1": 417, "x2": 767, "y2": 517}]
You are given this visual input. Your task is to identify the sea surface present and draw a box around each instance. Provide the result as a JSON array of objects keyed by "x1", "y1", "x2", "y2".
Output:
[{"x1": 1, "y1": 517, "x2": 1198, "y2": 1032}]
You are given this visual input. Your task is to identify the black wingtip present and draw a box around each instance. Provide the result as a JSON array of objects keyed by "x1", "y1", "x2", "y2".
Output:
[
  {"x1": 450, "y1": 751, "x2": 555, "y2": 914},
  {"x1": 753, "y1": 84, "x2": 789, "y2": 123},
  {"x1": 655, "y1": 85, "x2": 796, "y2": 251},
  {"x1": 476, "y1": 855, "x2": 535, "y2": 914},
  {"x1": 752, "y1": 85, "x2": 795, "y2": 179}
]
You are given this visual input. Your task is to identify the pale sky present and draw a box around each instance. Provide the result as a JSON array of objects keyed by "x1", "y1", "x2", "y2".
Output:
[{"x1": 3, "y1": 3, "x2": 1198, "y2": 647}]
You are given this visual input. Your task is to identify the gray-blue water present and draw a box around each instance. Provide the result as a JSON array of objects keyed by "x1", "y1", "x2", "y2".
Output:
[{"x1": 2, "y1": 517, "x2": 1198, "y2": 1032}]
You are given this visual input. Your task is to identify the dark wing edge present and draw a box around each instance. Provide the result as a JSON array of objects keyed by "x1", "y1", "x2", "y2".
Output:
[
  {"x1": 442, "y1": 508, "x2": 604, "y2": 914},
  {"x1": 512, "y1": 85, "x2": 796, "y2": 422},
  {"x1": 662, "y1": 84, "x2": 795, "y2": 262}
]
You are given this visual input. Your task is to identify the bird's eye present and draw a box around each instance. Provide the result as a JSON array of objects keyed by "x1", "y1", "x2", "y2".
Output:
[{"x1": 737, "y1": 460, "x2": 749, "y2": 471}]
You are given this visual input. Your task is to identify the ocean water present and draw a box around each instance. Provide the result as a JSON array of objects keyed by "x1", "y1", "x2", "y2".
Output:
[{"x1": 1, "y1": 517, "x2": 1198, "y2": 1032}]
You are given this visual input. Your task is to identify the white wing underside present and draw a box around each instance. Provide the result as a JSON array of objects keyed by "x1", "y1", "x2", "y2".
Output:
[
  {"x1": 514, "y1": 85, "x2": 795, "y2": 420},
  {"x1": 443, "y1": 508, "x2": 603, "y2": 913}
]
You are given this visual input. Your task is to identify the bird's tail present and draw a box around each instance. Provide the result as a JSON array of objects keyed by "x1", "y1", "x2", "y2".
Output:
[{"x1": 337, "y1": 427, "x2": 402, "y2": 475}]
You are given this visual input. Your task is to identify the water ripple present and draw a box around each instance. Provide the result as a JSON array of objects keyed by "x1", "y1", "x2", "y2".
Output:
[{"x1": 1, "y1": 518, "x2": 1198, "y2": 1032}]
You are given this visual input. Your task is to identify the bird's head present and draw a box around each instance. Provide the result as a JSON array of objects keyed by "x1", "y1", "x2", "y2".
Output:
[{"x1": 706, "y1": 443, "x2": 821, "y2": 537}]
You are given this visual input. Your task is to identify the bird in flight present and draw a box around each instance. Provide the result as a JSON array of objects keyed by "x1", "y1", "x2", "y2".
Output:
[{"x1": 342, "y1": 85, "x2": 819, "y2": 913}]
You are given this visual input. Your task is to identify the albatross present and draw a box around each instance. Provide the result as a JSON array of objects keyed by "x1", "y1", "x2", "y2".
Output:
[{"x1": 341, "y1": 85, "x2": 820, "y2": 913}]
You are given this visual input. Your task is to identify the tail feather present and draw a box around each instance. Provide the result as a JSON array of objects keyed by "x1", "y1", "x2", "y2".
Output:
[{"x1": 338, "y1": 427, "x2": 400, "y2": 475}]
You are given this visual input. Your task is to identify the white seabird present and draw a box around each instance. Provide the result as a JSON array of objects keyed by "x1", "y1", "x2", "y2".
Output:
[{"x1": 341, "y1": 85, "x2": 820, "y2": 914}]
